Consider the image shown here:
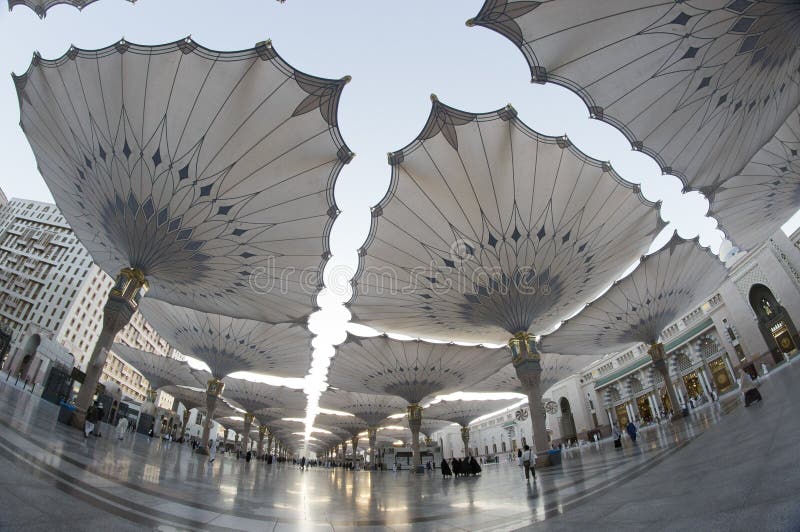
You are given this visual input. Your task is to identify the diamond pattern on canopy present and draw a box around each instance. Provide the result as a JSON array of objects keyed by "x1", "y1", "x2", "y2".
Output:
[
  {"x1": 111, "y1": 343, "x2": 205, "y2": 390},
  {"x1": 468, "y1": 0, "x2": 800, "y2": 191},
  {"x1": 423, "y1": 398, "x2": 519, "y2": 428},
  {"x1": 14, "y1": 38, "x2": 353, "y2": 322},
  {"x1": 542, "y1": 235, "x2": 729, "y2": 356},
  {"x1": 222, "y1": 377, "x2": 307, "y2": 414},
  {"x1": 8, "y1": 0, "x2": 134, "y2": 18},
  {"x1": 350, "y1": 98, "x2": 664, "y2": 345},
  {"x1": 710, "y1": 106, "x2": 800, "y2": 250},
  {"x1": 328, "y1": 335, "x2": 506, "y2": 405},
  {"x1": 139, "y1": 298, "x2": 312, "y2": 380},
  {"x1": 318, "y1": 389, "x2": 407, "y2": 427},
  {"x1": 468, "y1": 356, "x2": 599, "y2": 395}
]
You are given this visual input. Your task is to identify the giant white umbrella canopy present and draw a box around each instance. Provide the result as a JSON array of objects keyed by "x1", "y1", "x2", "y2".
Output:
[
  {"x1": 14, "y1": 37, "x2": 351, "y2": 423},
  {"x1": 419, "y1": 418, "x2": 456, "y2": 438},
  {"x1": 710, "y1": 106, "x2": 800, "y2": 251},
  {"x1": 111, "y1": 343, "x2": 205, "y2": 391},
  {"x1": 221, "y1": 377, "x2": 307, "y2": 456},
  {"x1": 423, "y1": 398, "x2": 519, "y2": 429},
  {"x1": 328, "y1": 335, "x2": 506, "y2": 405},
  {"x1": 468, "y1": 356, "x2": 599, "y2": 395},
  {"x1": 542, "y1": 235, "x2": 729, "y2": 355},
  {"x1": 346, "y1": 97, "x2": 661, "y2": 464},
  {"x1": 318, "y1": 389, "x2": 407, "y2": 428},
  {"x1": 328, "y1": 334, "x2": 505, "y2": 467},
  {"x1": 13, "y1": 37, "x2": 352, "y2": 322},
  {"x1": 313, "y1": 412, "x2": 368, "y2": 439},
  {"x1": 137, "y1": 298, "x2": 312, "y2": 450},
  {"x1": 8, "y1": 0, "x2": 134, "y2": 18},
  {"x1": 139, "y1": 298, "x2": 313, "y2": 381},
  {"x1": 349, "y1": 98, "x2": 664, "y2": 345},
  {"x1": 468, "y1": 0, "x2": 800, "y2": 192},
  {"x1": 423, "y1": 398, "x2": 517, "y2": 456},
  {"x1": 542, "y1": 235, "x2": 728, "y2": 418}
]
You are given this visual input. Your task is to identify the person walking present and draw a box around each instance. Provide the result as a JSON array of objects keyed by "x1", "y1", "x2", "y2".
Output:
[
  {"x1": 516, "y1": 448, "x2": 523, "y2": 467},
  {"x1": 612, "y1": 425, "x2": 622, "y2": 448},
  {"x1": 521, "y1": 445, "x2": 535, "y2": 481},
  {"x1": 84, "y1": 403, "x2": 99, "y2": 438},
  {"x1": 626, "y1": 420, "x2": 638, "y2": 443},
  {"x1": 208, "y1": 440, "x2": 217, "y2": 463},
  {"x1": 740, "y1": 368, "x2": 762, "y2": 407},
  {"x1": 115, "y1": 417, "x2": 128, "y2": 440}
]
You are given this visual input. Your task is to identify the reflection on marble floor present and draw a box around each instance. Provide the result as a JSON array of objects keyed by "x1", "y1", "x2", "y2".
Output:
[{"x1": 0, "y1": 362, "x2": 799, "y2": 531}]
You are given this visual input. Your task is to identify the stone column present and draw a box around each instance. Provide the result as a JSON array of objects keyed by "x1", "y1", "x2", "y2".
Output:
[
  {"x1": 267, "y1": 433, "x2": 274, "y2": 459},
  {"x1": 407, "y1": 403, "x2": 423, "y2": 468},
  {"x1": 368, "y1": 427, "x2": 377, "y2": 466},
  {"x1": 649, "y1": 343, "x2": 683, "y2": 420},
  {"x1": 181, "y1": 409, "x2": 191, "y2": 439},
  {"x1": 460, "y1": 426, "x2": 470, "y2": 457},
  {"x1": 198, "y1": 378, "x2": 225, "y2": 454},
  {"x1": 71, "y1": 268, "x2": 148, "y2": 429},
  {"x1": 341, "y1": 440, "x2": 348, "y2": 458},
  {"x1": 242, "y1": 413, "x2": 254, "y2": 454},
  {"x1": 510, "y1": 333, "x2": 550, "y2": 466},
  {"x1": 351, "y1": 435, "x2": 359, "y2": 458},
  {"x1": 257, "y1": 425, "x2": 267, "y2": 459}
]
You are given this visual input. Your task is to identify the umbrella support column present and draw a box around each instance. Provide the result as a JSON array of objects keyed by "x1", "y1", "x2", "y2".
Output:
[
  {"x1": 510, "y1": 332, "x2": 551, "y2": 467},
  {"x1": 71, "y1": 268, "x2": 147, "y2": 430}
]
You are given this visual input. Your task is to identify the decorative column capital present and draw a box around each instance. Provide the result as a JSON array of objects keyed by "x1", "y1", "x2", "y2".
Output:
[
  {"x1": 367, "y1": 427, "x2": 377, "y2": 440},
  {"x1": 244, "y1": 412, "x2": 255, "y2": 425},
  {"x1": 145, "y1": 388, "x2": 157, "y2": 402},
  {"x1": 509, "y1": 332, "x2": 541, "y2": 370},
  {"x1": 206, "y1": 378, "x2": 225, "y2": 397},
  {"x1": 258, "y1": 425, "x2": 267, "y2": 437},
  {"x1": 110, "y1": 267, "x2": 149, "y2": 307},
  {"x1": 460, "y1": 426, "x2": 470, "y2": 445},
  {"x1": 407, "y1": 403, "x2": 422, "y2": 431},
  {"x1": 649, "y1": 342, "x2": 668, "y2": 373}
]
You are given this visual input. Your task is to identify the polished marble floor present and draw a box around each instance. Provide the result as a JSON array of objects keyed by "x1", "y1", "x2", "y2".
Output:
[{"x1": 0, "y1": 361, "x2": 798, "y2": 531}]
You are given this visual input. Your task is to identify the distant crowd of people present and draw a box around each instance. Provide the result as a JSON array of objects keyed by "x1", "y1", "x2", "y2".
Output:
[{"x1": 440, "y1": 456, "x2": 481, "y2": 477}]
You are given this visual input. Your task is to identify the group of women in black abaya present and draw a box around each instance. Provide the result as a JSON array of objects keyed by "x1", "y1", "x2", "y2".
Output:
[{"x1": 440, "y1": 456, "x2": 481, "y2": 477}]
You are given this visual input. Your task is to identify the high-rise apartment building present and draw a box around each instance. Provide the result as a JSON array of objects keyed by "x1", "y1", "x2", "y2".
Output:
[{"x1": 0, "y1": 198, "x2": 173, "y2": 404}]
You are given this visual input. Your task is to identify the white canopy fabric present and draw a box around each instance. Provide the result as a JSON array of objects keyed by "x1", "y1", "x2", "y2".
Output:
[
  {"x1": 139, "y1": 298, "x2": 313, "y2": 380},
  {"x1": 423, "y1": 398, "x2": 519, "y2": 428},
  {"x1": 111, "y1": 342, "x2": 205, "y2": 391},
  {"x1": 419, "y1": 419, "x2": 456, "y2": 437},
  {"x1": 467, "y1": 355, "x2": 601, "y2": 395},
  {"x1": 14, "y1": 38, "x2": 352, "y2": 323},
  {"x1": 542, "y1": 235, "x2": 729, "y2": 356},
  {"x1": 222, "y1": 376, "x2": 307, "y2": 414},
  {"x1": 711, "y1": 107, "x2": 800, "y2": 251},
  {"x1": 350, "y1": 99, "x2": 663, "y2": 344},
  {"x1": 318, "y1": 389, "x2": 407, "y2": 427},
  {"x1": 469, "y1": 0, "x2": 800, "y2": 191},
  {"x1": 312, "y1": 413, "x2": 368, "y2": 439},
  {"x1": 160, "y1": 384, "x2": 207, "y2": 411},
  {"x1": 328, "y1": 335, "x2": 507, "y2": 404},
  {"x1": 8, "y1": 0, "x2": 133, "y2": 18}
]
